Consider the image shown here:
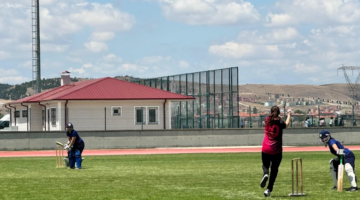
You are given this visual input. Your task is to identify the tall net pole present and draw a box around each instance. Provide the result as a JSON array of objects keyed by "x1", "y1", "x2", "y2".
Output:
[
  {"x1": 337, "y1": 66, "x2": 360, "y2": 126},
  {"x1": 32, "y1": 0, "x2": 41, "y2": 93}
]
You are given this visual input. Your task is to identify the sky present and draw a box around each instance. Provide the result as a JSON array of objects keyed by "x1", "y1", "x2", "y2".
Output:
[{"x1": 1, "y1": 0, "x2": 360, "y2": 86}]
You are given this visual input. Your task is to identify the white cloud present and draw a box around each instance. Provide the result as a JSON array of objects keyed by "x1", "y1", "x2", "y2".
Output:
[
  {"x1": 0, "y1": 76, "x2": 29, "y2": 84},
  {"x1": 82, "y1": 63, "x2": 93, "y2": 68},
  {"x1": 158, "y1": 0, "x2": 260, "y2": 25},
  {"x1": 90, "y1": 32, "x2": 116, "y2": 41},
  {"x1": 0, "y1": 68, "x2": 18, "y2": 77},
  {"x1": 69, "y1": 3, "x2": 136, "y2": 32},
  {"x1": 303, "y1": 39, "x2": 313, "y2": 46},
  {"x1": 294, "y1": 63, "x2": 321, "y2": 73},
  {"x1": 179, "y1": 60, "x2": 189, "y2": 68},
  {"x1": 102, "y1": 54, "x2": 122, "y2": 62},
  {"x1": 0, "y1": 51, "x2": 10, "y2": 60},
  {"x1": 267, "y1": 27, "x2": 300, "y2": 41},
  {"x1": 118, "y1": 63, "x2": 149, "y2": 73},
  {"x1": 67, "y1": 56, "x2": 83, "y2": 63},
  {"x1": 84, "y1": 41, "x2": 108, "y2": 53},
  {"x1": 138, "y1": 56, "x2": 171, "y2": 64},
  {"x1": 266, "y1": 13, "x2": 293, "y2": 27},
  {"x1": 209, "y1": 42, "x2": 255, "y2": 58},
  {"x1": 266, "y1": 0, "x2": 360, "y2": 27},
  {"x1": 42, "y1": 44, "x2": 70, "y2": 52},
  {"x1": 69, "y1": 67, "x2": 85, "y2": 74}
]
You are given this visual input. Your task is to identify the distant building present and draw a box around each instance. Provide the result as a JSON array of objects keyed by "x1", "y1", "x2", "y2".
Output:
[
  {"x1": 4, "y1": 76, "x2": 194, "y2": 131},
  {"x1": 264, "y1": 101, "x2": 276, "y2": 107}
]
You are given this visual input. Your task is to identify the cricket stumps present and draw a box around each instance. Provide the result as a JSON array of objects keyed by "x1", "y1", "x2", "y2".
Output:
[{"x1": 289, "y1": 158, "x2": 306, "y2": 196}]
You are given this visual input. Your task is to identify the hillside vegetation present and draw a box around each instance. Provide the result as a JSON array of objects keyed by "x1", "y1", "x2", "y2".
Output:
[{"x1": 0, "y1": 78, "x2": 79, "y2": 100}]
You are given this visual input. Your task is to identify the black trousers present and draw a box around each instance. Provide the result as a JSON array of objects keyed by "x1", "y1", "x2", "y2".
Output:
[{"x1": 262, "y1": 151, "x2": 283, "y2": 192}]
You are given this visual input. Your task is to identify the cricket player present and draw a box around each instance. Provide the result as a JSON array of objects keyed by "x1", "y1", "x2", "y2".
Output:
[
  {"x1": 66, "y1": 122, "x2": 85, "y2": 169},
  {"x1": 260, "y1": 106, "x2": 291, "y2": 197},
  {"x1": 319, "y1": 130, "x2": 358, "y2": 191}
]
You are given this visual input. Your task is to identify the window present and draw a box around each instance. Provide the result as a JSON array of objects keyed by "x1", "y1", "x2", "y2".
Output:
[
  {"x1": 134, "y1": 106, "x2": 159, "y2": 125},
  {"x1": 51, "y1": 108, "x2": 56, "y2": 127},
  {"x1": 22, "y1": 110, "x2": 28, "y2": 118},
  {"x1": 148, "y1": 107, "x2": 158, "y2": 124},
  {"x1": 135, "y1": 107, "x2": 146, "y2": 124},
  {"x1": 15, "y1": 111, "x2": 20, "y2": 118},
  {"x1": 42, "y1": 110, "x2": 45, "y2": 126},
  {"x1": 112, "y1": 106, "x2": 122, "y2": 116}
]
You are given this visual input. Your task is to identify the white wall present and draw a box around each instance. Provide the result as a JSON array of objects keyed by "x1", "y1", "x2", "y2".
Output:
[
  {"x1": 67, "y1": 100, "x2": 166, "y2": 131},
  {"x1": 9, "y1": 105, "x2": 28, "y2": 131},
  {"x1": 8, "y1": 100, "x2": 185, "y2": 131}
]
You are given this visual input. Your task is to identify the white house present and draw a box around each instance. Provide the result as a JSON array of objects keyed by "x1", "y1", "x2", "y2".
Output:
[
  {"x1": 264, "y1": 101, "x2": 276, "y2": 107},
  {"x1": 4, "y1": 75, "x2": 194, "y2": 131}
]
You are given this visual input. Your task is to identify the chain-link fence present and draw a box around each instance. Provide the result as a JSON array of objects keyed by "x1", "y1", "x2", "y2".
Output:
[
  {"x1": 238, "y1": 114, "x2": 360, "y2": 128},
  {"x1": 132, "y1": 67, "x2": 239, "y2": 129},
  {"x1": 2, "y1": 106, "x2": 360, "y2": 131}
]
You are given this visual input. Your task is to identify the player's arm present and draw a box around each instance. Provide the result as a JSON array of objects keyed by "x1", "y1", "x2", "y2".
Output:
[
  {"x1": 332, "y1": 144, "x2": 339, "y2": 151},
  {"x1": 67, "y1": 136, "x2": 71, "y2": 144},
  {"x1": 285, "y1": 111, "x2": 291, "y2": 128},
  {"x1": 69, "y1": 137, "x2": 76, "y2": 147},
  {"x1": 332, "y1": 144, "x2": 345, "y2": 155}
]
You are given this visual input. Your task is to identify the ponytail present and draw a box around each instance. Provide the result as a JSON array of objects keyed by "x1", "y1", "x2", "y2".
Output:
[{"x1": 265, "y1": 106, "x2": 282, "y2": 126}]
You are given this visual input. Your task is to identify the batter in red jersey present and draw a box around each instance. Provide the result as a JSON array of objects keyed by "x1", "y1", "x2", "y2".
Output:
[{"x1": 260, "y1": 106, "x2": 291, "y2": 197}]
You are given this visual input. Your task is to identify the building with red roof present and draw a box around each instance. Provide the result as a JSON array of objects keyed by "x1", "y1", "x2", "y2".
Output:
[{"x1": 4, "y1": 74, "x2": 194, "y2": 131}]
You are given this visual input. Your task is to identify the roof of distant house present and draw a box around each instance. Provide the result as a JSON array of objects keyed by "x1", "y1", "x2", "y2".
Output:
[{"x1": 7, "y1": 77, "x2": 195, "y2": 104}]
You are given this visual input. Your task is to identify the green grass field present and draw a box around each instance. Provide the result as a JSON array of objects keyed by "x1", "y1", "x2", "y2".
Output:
[{"x1": 0, "y1": 151, "x2": 358, "y2": 200}]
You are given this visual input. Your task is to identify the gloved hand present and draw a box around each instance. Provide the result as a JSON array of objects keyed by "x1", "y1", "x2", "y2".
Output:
[
  {"x1": 64, "y1": 144, "x2": 70, "y2": 151},
  {"x1": 336, "y1": 149, "x2": 345, "y2": 155}
]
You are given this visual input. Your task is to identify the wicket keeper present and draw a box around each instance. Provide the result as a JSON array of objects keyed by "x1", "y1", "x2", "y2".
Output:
[
  {"x1": 66, "y1": 122, "x2": 85, "y2": 169},
  {"x1": 319, "y1": 130, "x2": 358, "y2": 191}
]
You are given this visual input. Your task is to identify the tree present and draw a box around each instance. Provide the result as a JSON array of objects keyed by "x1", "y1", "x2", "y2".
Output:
[
  {"x1": 294, "y1": 110, "x2": 303, "y2": 114},
  {"x1": 253, "y1": 107, "x2": 258, "y2": 114}
]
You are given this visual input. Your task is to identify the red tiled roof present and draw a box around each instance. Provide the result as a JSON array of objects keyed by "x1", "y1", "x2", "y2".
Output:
[{"x1": 9, "y1": 77, "x2": 195, "y2": 104}]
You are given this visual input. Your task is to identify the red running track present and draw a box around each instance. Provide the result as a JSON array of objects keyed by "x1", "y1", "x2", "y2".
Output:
[{"x1": 1, "y1": 146, "x2": 360, "y2": 157}]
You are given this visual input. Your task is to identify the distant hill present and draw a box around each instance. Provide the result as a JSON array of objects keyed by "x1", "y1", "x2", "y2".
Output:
[
  {"x1": 0, "y1": 83, "x2": 11, "y2": 92},
  {"x1": 0, "y1": 76, "x2": 140, "y2": 101},
  {"x1": 0, "y1": 78, "x2": 81, "y2": 100},
  {"x1": 238, "y1": 84, "x2": 353, "y2": 102}
]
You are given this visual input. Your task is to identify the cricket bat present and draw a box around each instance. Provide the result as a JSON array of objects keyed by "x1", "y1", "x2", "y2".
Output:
[
  {"x1": 337, "y1": 155, "x2": 344, "y2": 192},
  {"x1": 56, "y1": 141, "x2": 64, "y2": 146}
]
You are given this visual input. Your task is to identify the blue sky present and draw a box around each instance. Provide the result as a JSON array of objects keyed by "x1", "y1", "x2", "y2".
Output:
[{"x1": 1, "y1": 0, "x2": 360, "y2": 85}]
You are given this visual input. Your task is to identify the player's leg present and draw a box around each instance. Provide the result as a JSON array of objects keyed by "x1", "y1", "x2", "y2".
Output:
[
  {"x1": 344, "y1": 152, "x2": 358, "y2": 191},
  {"x1": 68, "y1": 150, "x2": 76, "y2": 169},
  {"x1": 266, "y1": 152, "x2": 282, "y2": 193},
  {"x1": 261, "y1": 152, "x2": 270, "y2": 188},
  {"x1": 330, "y1": 158, "x2": 339, "y2": 189},
  {"x1": 75, "y1": 142, "x2": 85, "y2": 169}
]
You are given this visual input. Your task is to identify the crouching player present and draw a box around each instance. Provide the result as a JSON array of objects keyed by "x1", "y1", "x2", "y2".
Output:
[
  {"x1": 319, "y1": 130, "x2": 358, "y2": 191},
  {"x1": 66, "y1": 122, "x2": 85, "y2": 169}
]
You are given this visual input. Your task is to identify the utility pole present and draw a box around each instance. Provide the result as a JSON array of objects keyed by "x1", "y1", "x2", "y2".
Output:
[
  {"x1": 318, "y1": 105, "x2": 320, "y2": 126},
  {"x1": 249, "y1": 105, "x2": 252, "y2": 128},
  {"x1": 338, "y1": 66, "x2": 360, "y2": 126}
]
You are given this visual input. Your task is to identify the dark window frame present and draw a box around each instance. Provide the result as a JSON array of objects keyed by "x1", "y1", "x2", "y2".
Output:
[{"x1": 51, "y1": 108, "x2": 56, "y2": 127}]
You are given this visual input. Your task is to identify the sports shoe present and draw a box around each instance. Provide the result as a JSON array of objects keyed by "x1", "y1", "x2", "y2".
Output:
[
  {"x1": 260, "y1": 174, "x2": 269, "y2": 188},
  {"x1": 264, "y1": 189, "x2": 271, "y2": 197},
  {"x1": 346, "y1": 187, "x2": 358, "y2": 192},
  {"x1": 332, "y1": 186, "x2": 337, "y2": 190}
]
